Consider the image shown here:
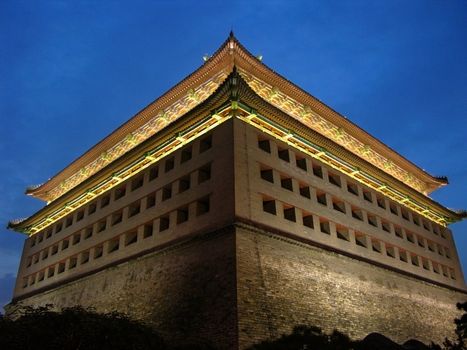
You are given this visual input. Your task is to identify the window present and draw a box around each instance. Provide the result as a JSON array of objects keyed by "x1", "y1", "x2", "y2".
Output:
[
  {"x1": 101, "y1": 195, "x2": 110, "y2": 208},
  {"x1": 181, "y1": 146, "x2": 192, "y2": 163},
  {"x1": 149, "y1": 166, "x2": 159, "y2": 181},
  {"x1": 381, "y1": 221, "x2": 391, "y2": 233},
  {"x1": 165, "y1": 157, "x2": 175, "y2": 172},
  {"x1": 42, "y1": 249, "x2": 48, "y2": 260},
  {"x1": 394, "y1": 226, "x2": 403, "y2": 239},
  {"x1": 47, "y1": 267, "x2": 55, "y2": 278},
  {"x1": 433, "y1": 262, "x2": 440, "y2": 274},
  {"x1": 76, "y1": 210, "x2": 84, "y2": 222},
  {"x1": 144, "y1": 223, "x2": 153, "y2": 239},
  {"x1": 367, "y1": 214, "x2": 378, "y2": 227},
  {"x1": 351, "y1": 207, "x2": 363, "y2": 221},
  {"x1": 65, "y1": 216, "x2": 73, "y2": 228},
  {"x1": 417, "y1": 236, "x2": 425, "y2": 248},
  {"x1": 51, "y1": 245, "x2": 59, "y2": 256},
  {"x1": 355, "y1": 232, "x2": 367, "y2": 248},
  {"x1": 362, "y1": 190, "x2": 372, "y2": 203},
  {"x1": 125, "y1": 231, "x2": 138, "y2": 246},
  {"x1": 115, "y1": 185, "x2": 126, "y2": 200},
  {"x1": 312, "y1": 164, "x2": 323, "y2": 178},
  {"x1": 198, "y1": 163, "x2": 211, "y2": 183},
  {"x1": 147, "y1": 192, "x2": 156, "y2": 209},
  {"x1": 178, "y1": 176, "x2": 191, "y2": 193},
  {"x1": 277, "y1": 147, "x2": 290, "y2": 162},
  {"x1": 58, "y1": 263, "x2": 65, "y2": 274},
  {"x1": 427, "y1": 241, "x2": 435, "y2": 252},
  {"x1": 399, "y1": 250, "x2": 408, "y2": 263},
  {"x1": 386, "y1": 245, "x2": 396, "y2": 258},
  {"x1": 159, "y1": 215, "x2": 170, "y2": 231},
  {"x1": 199, "y1": 135, "x2": 212, "y2": 153},
  {"x1": 94, "y1": 245, "x2": 103, "y2": 259},
  {"x1": 283, "y1": 206, "x2": 296, "y2": 222},
  {"x1": 302, "y1": 213, "x2": 314, "y2": 229},
  {"x1": 84, "y1": 227, "x2": 93, "y2": 240},
  {"x1": 108, "y1": 238, "x2": 120, "y2": 253},
  {"x1": 88, "y1": 202, "x2": 97, "y2": 215},
  {"x1": 72, "y1": 233, "x2": 81, "y2": 245},
  {"x1": 299, "y1": 184, "x2": 311, "y2": 199},
  {"x1": 112, "y1": 211, "x2": 123, "y2": 226},
  {"x1": 258, "y1": 138, "x2": 271, "y2": 153},
  {"x1": 296, "y1": 156, "x2": 307, "y2": 171},
  {"x1": 406, "y1": 231, "x2": 415, "y2": 244},
  {"x1": 332, "y1": 199, "x2": 346, "y2": 214},
  {"x1": 262, "y1": 198, "x2": 276, "y2": 215},
  {"x1": 46, "y1": 229, "x2": 53, "y2": 239},
  {"x1": 422, "y1": 258, "x2": 430, "y2": 271},
  {"x1": 413, "y1": 215, "x2": 420, "y2": 227},
  {"x1": 347, "y1": 182, "x2": 358, "y2": 196},
  {"x1": 131, "y1": 175, "x2": 144, "y2": 191},
  {"x1": 280, "y1": 176, "x2": 293, "y2": 191},
  {"x1": 61, "y1": 239, "x2": 69, "y2": 250},
  {"x1": 389, "y1": 203, "x2": 398, "y2": 215},
  {"x1": 376, "y1": 196, "x2": 386, "y2": 209},
  {"x1": 177, "y1": 207, "x2": 189, "y2": 224},
  {"x1": 328, "y1": 173, "x2": 341, "y2": 187},
  {"x1": 30, "y1": 237, "x2": 36, "y2": 247},
  {"x1": 422, "y1": 220, "x2": 430, "y2": 231},
  {"x1": 81, "y1": 251, "x2": 90, "y2": 265},
  {"x1": 97, "y1": 219, "x2": 107, "y2": 233},
  {"x1": 316, "y1": 191, "x2": 327, "y2": 206},
  {"x1": 69, "y1": 257, "x2": 77, "y2": 270},
  {"x1": 411, "y1": 254, "x2": 419, "y2": 266},
  {"x1": 260, "y1": 168, "x2": 274, "y2": 183},
  {"x1": 336, "y1": 226, "x2": 350, "y2": 241},
  {"x1": 371, "y1": 240, "x2": 381, "y2": 253},
  {"x1": 128, "y1": 201, "x2": 141, "y2": 217},
  {"x1": 197, "y1": 197, "x2": 210, "y2": 216},
  {"x1": 162, "y1": 185, "x2": 172, "y2": 201},
  {"x1": 319, "y1": 219, "x2": 330, "y2": 235},
  {"x1": 55, "y1": 222, "x2": 63, "y2": 234}
]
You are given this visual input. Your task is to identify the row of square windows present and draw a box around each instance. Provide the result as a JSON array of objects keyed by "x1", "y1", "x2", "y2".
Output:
[
  {"x1": 29, "y1": 153, "x2": 213, "y2": 248},
  {"x1": 260, "y1": 166, "x2": 451, "y2": 259},
  {"x1": 26, "y1": 163, "x2": 212, "y2": 265},
  {"x1": 261, "y1": 197, "x2": 457, "y2": 281},
  {"x1": 257, "y1": 136, "x2": 445, "y2": 238},
  {"x1": 22, "y1": 195, "x2": 211, "y2": 289}
]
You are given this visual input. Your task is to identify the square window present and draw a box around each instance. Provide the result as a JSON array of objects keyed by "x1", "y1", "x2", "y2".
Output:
[
  {"x1": 312, "y1": 165, "x2": 323, "y2": 178},
  {"x1": 94, "y1": 245, "x2": 103, "y2": 259},
  {"x1": 347, "y1": 183, "x2": 359, "y2": 196},
  {"x1": 88, "y1": 202, "x2": 97, "y2": 215},
  {"x1": 112, "y1": 211, "x2": 123, "y2": 225},
  {"x1": 199, "y1": 135, "x2": 212, "y2": 153},
  {"x1": 367, "y1": 214, "x2": 378, "y2": 227},
  {"x1": 336, "y1": 226, "x2": 350, "y2": 241},
  {"x1": 81, "y1": 251, "x2": 90, "y2": 264},
  {"x1": 181, "y1": 146, "x2": 192, "y2": 163},
  {"x1": 316, "y1": 191, "x2": 327, "y2": 206},
  {"x1": 97, "y1": 220, "x2": 106, "y2": 233},
  {"x1": 72, "y1": 233, "x2": 81, "y2": 245},
  {"x1": 328, "y1": 173, "x2": 341, "y2": 187},
  {"x1": 280, "y1": 177, "x2": 293, "y2": 191},
  {"x1": 376, "y1": 196, "x2": 386, "y2": 209},
  {"x1": 198, "y1": 163, "x2": 211, "y2": 183},
  {"x1": 65, "y1": 216, "x2": 73, "y2": 228},
  {"x1": 177, "y1": 207, "x2": 189, "y2": 224},
  {"x1": 76, "y1": 210, "x2": 84, "y2": 222},
  {"x1": 262, "y1": 199, "x2": 276, "y2": 215},
  {"x1": 128, "y1": 201, "x2": 141, "y2": 217},
  {"x1": 381, "y1": 221, "x2": 391, "y2": 233},
  {"x1": 162, "y1": 185, "x2": 172, "y2": 201},
  {"x1": 277, "y1": 147, "x2": 290, "y2": 162},
  {"x1": 351, "y1": 207, "x2": 363, "y2": 221},
  {"x1": 62, "y1": 239, "x2": 69, "y2": 250},
  {"x1": 319, "y1": 220, "x2": 330, "y2": 235},
  {"x1": 197, "y1": 196, "x2": 210, "y2": 216},
  {"x1": 55, "y1": 222, "x2": 63, "y2": 234},
  {"x1": 144, "y1": 223, "x2": 153, "y2": 238},
  {"x1": 159, "y1": 215, "x2": 170, "y2": 232},
  {"x1": 332, "y1": 199, "x2": 346, "y2": 214},
  {"x1": 394, "y1": 226, "x2": 403, "y2": 239},
  {"x1": 302, "y1": 213, "x2": 314, "y2": 229},
  {"x1": 258, "y1": 138, "x2": 271, "y2": 153},
  {"x1": 125, "y1": 231, "x2": 138, "y2": 246},
  {"x1": 108, "y1": 238, "x2": 120, "y2": 253},
  {"x1": 147, "y1": 192, "x2": 156, "y2": 208},
  {"x1": 283, "y1": 206, "x2": 296, "y2": 222},
  {"x1": 363, "y1": 190, "x2": 372, "y2": 203},
  {"x1": 299, "y1": 185, "x2": 311, "y2": 199},
  {"x1": 260, "y1": 168, "x2": 274, "y2": 183},
  {"x1": 296, "y1": 156, "x2": 307, "y2": 171},
  {"x1": 165, "y1": 157, "x2": 175, "y2": 172},
  {"x1": 84, "y1": 227, "x2": 93, "y2": 240},
  {"x1": 178, "y1": 176, "x2": 191, "y2": 193},
  {"x1": 115, "y1": 185, "x2": 126, "y2": 200},
  {"x1": 101, "y1": 195, "x2": 110, "y2": 208},
  {"x1": 355, "y1": 233, "x2": 367, "y2": 248},
  {"x1": 149, "y1": 166, "x2": 159, "y2": 181},
  {"x1": 389, "y1": 203, "x2": 398, "y2": 215},
  {"x1": 131, "y1": 175, "x2": 144, "y2": 191}
]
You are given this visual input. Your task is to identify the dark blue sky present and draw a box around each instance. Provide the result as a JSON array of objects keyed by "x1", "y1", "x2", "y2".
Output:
[{"x1": 0, "y1": 1, "x2": 466, "y2": 310}]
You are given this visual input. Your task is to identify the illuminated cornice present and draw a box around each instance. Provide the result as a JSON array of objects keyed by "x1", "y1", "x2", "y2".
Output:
[{"x1": 238, "y1": 69, "x2": 429, "y2": 194}]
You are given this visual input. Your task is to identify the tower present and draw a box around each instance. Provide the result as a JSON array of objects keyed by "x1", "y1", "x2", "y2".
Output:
[{"x1": 7, "y1": 35, "x2": 466, "y2": 349}]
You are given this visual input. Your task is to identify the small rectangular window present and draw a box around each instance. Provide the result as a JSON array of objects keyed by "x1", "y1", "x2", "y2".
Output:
[
  {"x1": 46, "y1": 229, "x2": 53, "y2": 239},
  {"x1": 112, "y1": 211, "x2": 123, "y2": 225},
  {"x1": 418, "y1": 237, "x2": 425, "y2": 248},
  {"x1": 386, "y1": 246, "x2": 396, "y2": 258},
  {"x1": 367, "y1": 214, "x2": 378, "y2": 227},
  {"x1": 76, "y1": 210, "x2": 84, "y2": 222},
  {"x1": 394, "y1": 226, "x2": 403, "y2": 239},
  {"x1": 302, "y1": 213, "x2": 314, "y2": 229},
  {"x1": 258, "y1": 138, "x2": 271, "y2": 153},
  {"x1": 162, "y1": 185, "x2": 172, "y2": 201},
  {"x1": 316, "y1": 191, "x2": 327, "y2": 206},
  {"x1": 62, "y1": 239, "x2": 69, "y2": 250},
  {"x1": 399, "y1": 250, "x2": 408, "y2": 262},
  {"x1": 262, "y1": 199, "x2": 276, "y2": 215},
  {"x1": 181, "y1": 146, "x2": 192, "y2": 163},
  {"x1": 197, "y1": 196, "x2": 210, "y2": 216},
  {"x1": 277, "y1": 147, "x2": 290, "y2": 162},
  {"x1": 65, "y1": 216, "x2": 73, "y2": 228},
  {"x1": 347, "y1": 182, "x2": 358, "y2": 196},
  {"x1": 97, "y1": 220, "x2": 106, "y2": 233},
  {"x1": 296, "y1": 156, "x2": 307, "y2": 171},
  {"x1": 81, "y1": 251, "x2": 90, "y2": 264},
  {"x1": 51, "y1": 245, "x2": 59, "y2": 255},
  {"x1": 177, "y1": 207, "x2": 189, "y2": 224},
  {"x1": 371, "y1": 239, "x2": 381, "y2": 253},
  {"x1": 432, "y1": 262, "x2": 440, "y2": 274},
  {"x1": 376, "y1": 196, "x2": 386, "y2": 209},
  {"x1": 406, "y1": 232, "x2": 415, "y2": 244},
  {"x1": 422, "y1": 258, "x2": 430, "y2": 270},
  {"x1": 336, "y1": 226, "x2": 350, "y2": 241},
  {"x1": 147, "y1": 192, "x2": 156, "y2": 209},
  {"x1": 312, "y1": 165, "x2": 323, "y2": 178},
  {"x1": 144, "y1": 223, "x2": 154, "y2": 238},
  {"x1": 159, "y1": 215, "x2": 170, "y2": 232},
  {"x1": 125, "y1": 231, "x2": 138, "y2": 246},
  {"x1": 401, "y1": 208, "x2": 410, "y2": 221},
  {"x1": 115, "y1": 185, "x2": 126, "y2": 200},
  {"x1": 47, "y1": 267, "x2": 55, "y2": 278},
  {"x1": 128, "y1": 201, "x2": 141, "y2": 217},
  {"x1": 108, "y1": 238, "x2": 120, "y2": 253},
  {"x1": 88, "y1": 202, "x2": 97, "y2": 215},
  {"x1": 55, "y1": 222, "x2": 63, "y2": 234},
  {"x1": 389, "y1": 203, "x2": 398, "y2": 215},
  {"x1": 58, "y1": 263, "x2": 65, "y2": 274},
  {"x1": 178, "y1": 176, "x2": 191, "y2": 193},
  {"x1": 332, "y1": 199, "x2": 346, "y2": 214},
  {"x1": 198, "y1": 163, "x2": 211, "y2": 183},
  {"x1": 413, "y1": 215, "x2": 420, "y2": 227},
  {"x1": 362, "y1": 190, "x2": 372, "y2": 203},
  {"x1": 280, "y1": 177, "x2": 293, "y2": 191},
  {"x1": 69, "y1": 257, "x2": 77, "y2": 269},
  {"x1": 165, "y1": 157, "x2": 175, "y2": 173},
  {"x1": 149, "y1": 166, "x2": 159, "y2": 181},
  {"x1": 283, "y1": 206, "x2": 296, "y2": 222},
  {"x1": 94, "y1": 245, "x2": 103, "y2": 259},
  {"x1": 199, "y1": 135, "x2": 212, "y2": 153},
  {"x1": 84, "y1": 227, "x2": 93, "y2": 240},
  {"x1": 260, "y1": 168, "x2": 274, "y2": 183},
  {"x1": 355, "y1": 232, "x2": 367, "y2": 248},
  {"x1": 101, "y1": 195, "x2": 111, "y2": 208},
  {"x1": 72, "y1": 233, "x2": 81, "y2": 245},
  {"x1": 422, "y1": 220, "x2": 430, "y2": 231},
  {"x1": 299, "y1": 185, "x2": 311, "y2": 199},
  {"x1": 351, "y1": 207, "x2": 363, "y2": 221},
  {"x1": 131, "y1": 175, "x2": 144, "y2": 191},
  {"x1": 411, "y1": 254, "x2": 419, "y2": 266},
  {"x1": 319, "y1": 220, "x2": 330, "y2": 235},
  {"x1": 328, "y1": 173, "x2": 341, "y2": 187},
  {"x1": 381, "y1": 221, "x2": 391, "y2": 233}
]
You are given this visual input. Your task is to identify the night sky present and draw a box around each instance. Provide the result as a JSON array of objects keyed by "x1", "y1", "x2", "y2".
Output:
[{"x1": 1, "y1": 1, "x2": 466, "y2": 311}]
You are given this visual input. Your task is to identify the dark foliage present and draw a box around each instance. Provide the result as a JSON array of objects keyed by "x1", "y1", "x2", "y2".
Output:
[
  {"x1": 442, "y1": 302, "x2": 467, "y2": 350},
  {"x1": 0, "y1": 305, "x2": 165, "y2": 350}
]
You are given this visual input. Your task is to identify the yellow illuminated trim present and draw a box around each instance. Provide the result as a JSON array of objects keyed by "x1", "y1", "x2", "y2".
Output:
[
  {"x1": 236, "y1": 107, "x2": 449, "y2": 227},
  {"x1": 21, "y1": 107, "x2": 232, "y2": 235}
]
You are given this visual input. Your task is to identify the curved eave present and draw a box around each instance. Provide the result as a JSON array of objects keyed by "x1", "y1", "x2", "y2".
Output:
[{"x1": 26, "y1": 33, "x2": 448, "y2": 203}]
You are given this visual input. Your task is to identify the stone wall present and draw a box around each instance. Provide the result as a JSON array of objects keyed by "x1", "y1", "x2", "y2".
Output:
[
  {"x1": 8, "y1": 228, "x2": 238, "y2": 349},
  {"x1": 236, "y1": 224, "x2": 466, "y2": 348}
]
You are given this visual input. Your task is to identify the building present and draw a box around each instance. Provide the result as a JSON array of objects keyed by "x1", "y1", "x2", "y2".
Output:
[{"x1": 6, "y1": 34, "x2": 467, "y2": 349}]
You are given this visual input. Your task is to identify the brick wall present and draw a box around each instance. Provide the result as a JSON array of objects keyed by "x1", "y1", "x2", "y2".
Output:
[{"x1": 236, "y1": 224, "x2": 466, "y2": 348}]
